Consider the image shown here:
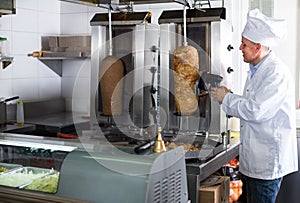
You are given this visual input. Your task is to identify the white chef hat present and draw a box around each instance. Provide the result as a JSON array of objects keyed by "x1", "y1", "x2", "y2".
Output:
[{"x1": 242, "y1": 8, "x2": 287, "y2": 47}]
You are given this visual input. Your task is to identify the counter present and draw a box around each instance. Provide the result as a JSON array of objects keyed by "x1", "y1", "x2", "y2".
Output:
[
  {"x1": 24, "y1": 112, "x2": 90, "y2": 135},
  {"x1": 186, "y1": 133, "x2": 240, "y2": 203},
  {"x1": 6, "y1": 99, "x2": 90, "y2": 136},
  {"x1": 0, "y1": 123, "x2": 35, "y2": 133},
  {"x1": 0, "y1": 132, "x2": 240, "y2": 203}
]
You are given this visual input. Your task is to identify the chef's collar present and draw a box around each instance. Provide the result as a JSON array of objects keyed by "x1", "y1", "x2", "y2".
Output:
[{"x1": 249, "y1": 51, "x2": 272, "y2": 78}]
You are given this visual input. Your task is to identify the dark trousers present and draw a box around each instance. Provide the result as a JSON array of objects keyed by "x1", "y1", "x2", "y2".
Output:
[{"x1": 240, "y1": 174, "x2": 282, "y2": 203}]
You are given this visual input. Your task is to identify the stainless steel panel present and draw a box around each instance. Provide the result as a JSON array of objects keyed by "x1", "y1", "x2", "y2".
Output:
[
  {"x1": 0, "y1": 0, "x2": 16, "y2": 16},
  {"x1": 59, "y1": 0, "x2": 118, "y2": 7},
  {"x1": 90, "y1": 25, "x2": 106, "y2": 128},
  {"x1": 90, "y1": 14, "x2": 160, "y2": 132},
  {"x1": 60, "y1": 0, "x2": 194, "y2": 7},
  {"x1": 158, "y1": 8, "x2": 226, "y2": 24},
  {"x1": 210, "y1": 21, "x2": 233, "y2": 134},
  {"x1": 90, "y1": 12, "x2": 151, "y2": 26}
]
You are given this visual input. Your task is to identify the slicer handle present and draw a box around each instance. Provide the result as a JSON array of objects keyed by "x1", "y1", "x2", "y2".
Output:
[{"x1": 134, "y1": 140, "x2": 155, "y2": 154}]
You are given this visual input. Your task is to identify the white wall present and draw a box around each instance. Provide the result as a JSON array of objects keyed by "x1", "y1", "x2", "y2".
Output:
[
  {"x1": 273, "y1": 0, "x2": 298, "y2": 108},
  {"x1": 0, "y1": 0, "x2": 61, "y2": 102},
  {"x1": 60, "y1": 2, "x2": 100, "y2": 113}
]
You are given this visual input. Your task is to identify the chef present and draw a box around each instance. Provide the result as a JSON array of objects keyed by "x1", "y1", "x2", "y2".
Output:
[{"x1": 211, "y1": 8, "x2": 298, "y2": 203}]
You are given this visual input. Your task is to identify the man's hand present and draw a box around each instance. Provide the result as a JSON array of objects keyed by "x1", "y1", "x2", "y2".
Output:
[{"x1": 211, "y1": 86, "x2": 231, "y2": 104}]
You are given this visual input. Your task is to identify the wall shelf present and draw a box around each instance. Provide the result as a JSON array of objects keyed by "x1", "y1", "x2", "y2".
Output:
[
  {"x1": 0, "y1": 56, "x2": 13, "y2": 69},
  {"x1": 38, "y1": 57, "x2": 90, "y2": 77},
  {"x1": 30, "y1": 35, "x2": 92, "y2": 76}
]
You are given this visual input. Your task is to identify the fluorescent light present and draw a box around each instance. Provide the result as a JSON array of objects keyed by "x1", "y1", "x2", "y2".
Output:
[{"x1": 0, "y1": 140, "x2": 77, "y2": 152}]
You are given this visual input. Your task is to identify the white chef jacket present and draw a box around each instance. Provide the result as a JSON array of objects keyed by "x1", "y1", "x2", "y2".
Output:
[{"x1": 222, "y1": 51, "x2": 298, "y2": 180}]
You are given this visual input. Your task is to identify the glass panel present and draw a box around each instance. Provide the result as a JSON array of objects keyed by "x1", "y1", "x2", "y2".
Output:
[{"x1": 0, "y1": 138, "x2": 74, "y2": 194}]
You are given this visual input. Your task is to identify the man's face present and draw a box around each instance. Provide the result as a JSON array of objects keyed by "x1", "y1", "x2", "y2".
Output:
[{"x1": 239, "y1": 37, "x2": 259, "y2": 64}]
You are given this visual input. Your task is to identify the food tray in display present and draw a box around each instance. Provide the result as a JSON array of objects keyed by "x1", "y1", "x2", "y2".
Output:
[
  {"x1": 0, "y1": 166, "x2": 56, "y2": 188},
  {"x1": 22, "y1": 171, "x2": 60, "y2": 193},
  {"x1": 0, "y1": 162, "x2": 22, "y2": 175},
  {"x1": 185, "y1": 139, "x2": 224, "y2": 161}
]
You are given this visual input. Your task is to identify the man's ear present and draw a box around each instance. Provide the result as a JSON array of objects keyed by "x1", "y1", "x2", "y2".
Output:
[{"x1": 256, "y1": 43, "x2": 262, "y2": 51}]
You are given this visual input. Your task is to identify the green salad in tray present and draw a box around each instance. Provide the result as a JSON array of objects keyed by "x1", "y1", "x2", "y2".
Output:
[
  {"x1": 0, "y1": 167, "x2": 8, "y2": 173},
  {"x1": 24, "y1": 172, "x2": 60, "y2": 193},
  {"x1": 0, "y1": 167, "x2": 60, "y2": 193}
]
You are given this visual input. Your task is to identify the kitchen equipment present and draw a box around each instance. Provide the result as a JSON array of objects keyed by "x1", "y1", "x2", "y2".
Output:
[
  {"x1": 16, "y1": 100, "x2": 24, "y2": 126},
  {"x1": 0, "y1": 163, "x2": 22, "y2": 174},
  {"x1": 0, "y1": 37, "x2": 8, "y2": 57},
  {"x1": 0, "y1": 96, "x2": 19, "y2": 128},
  {"x1": 0, "y1": 133, "x2": 189, "y2": 203},
  {"x1": 90, "y1": 11, "x2": 159, "y2": 135},
  {"x1": 153, "y1": 127, "x2": 166, "y2": 152},
  {"x1": 129, "y1": 85, "x2": 156, "y2": 128},
  {"x1": 158, "y1": 7, "x2": 232, "y2": 134}
]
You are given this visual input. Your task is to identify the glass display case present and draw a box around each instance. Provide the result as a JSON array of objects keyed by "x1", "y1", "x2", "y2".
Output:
[{"x1": 0, "y1": 133, "x2": 188, "y2": 203}]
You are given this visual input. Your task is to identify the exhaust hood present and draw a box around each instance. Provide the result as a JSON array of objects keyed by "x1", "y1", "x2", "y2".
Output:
[
  {"x1": 159, "y1": 7, "x2": 226, "y2": 24},
  {"x1": 59, "y1": 0, "x2": 119, "y2": 7},
  {"x1": 60, "y1": 0, "x2": 194, "y2": 7}
]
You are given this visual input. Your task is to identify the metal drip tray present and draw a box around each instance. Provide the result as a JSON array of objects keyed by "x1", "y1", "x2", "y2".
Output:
[
  {"x1": 185, "y1": 139, "x2": 224, "y2": 161},
  {"x1": 165, "y1": 133, "x2": 225, "y2": 162}
]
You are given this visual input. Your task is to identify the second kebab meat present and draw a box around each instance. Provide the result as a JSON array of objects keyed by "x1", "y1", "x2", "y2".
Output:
[{"x1": 172, "y1": 45, "x2": 200, "y2": 116}]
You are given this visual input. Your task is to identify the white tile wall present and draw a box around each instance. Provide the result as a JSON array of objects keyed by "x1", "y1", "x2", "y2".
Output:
[
  {"x1": 13, "y1": 78, "x2": 39, "y2": 101},
  {"x1": 39, "y1": 77, "x2": 61, "y2": 99},
  {"x1": 37, "y1": 0, "x2": 60, "y2": 13},
  {"x1": 11, "y1": 9, "x2": 38, "y2": 33},
  {"x1": 16, "y1": 0, "x2": 38, "y2": 10},
  {"x1": 72, "y1": 77, "x2": 90, "y2": 100},
  {"x1": 62, "y1": 60, "x2": 90, "y2": 77},
  {"x1": 61, "y1": 3, "x2": 94, "y2": 113},
  {"x1": 0, "y1": 66, "x2": 13, "y2": 79},
  {"x1": 60, "y1": 13, "x2": 90, "y2": 35},
  {"x1": 0, "y1": 80, "x2": 13, "y2": 98},
  {"x1": 12, "y1": 32, "x2": 39, "y2": 55},
  {"x1": 38, "y1": 12, "x2": 60, "y2": 34},
  {"x1": 60, "y1": 1, "x2": 88, "y2": 14},
  {"x1": 61, "y1": 77, "x2": 76, "y2": 99},
  {"x1": 0, "y1": 15, "x2": 12, "y2": 31},
  {"x1": 0, "y1": 0, "x2": 61, "y2": 103},
  {"x1": 12, "y1": 56, "x2": 38, "y2": 78}
]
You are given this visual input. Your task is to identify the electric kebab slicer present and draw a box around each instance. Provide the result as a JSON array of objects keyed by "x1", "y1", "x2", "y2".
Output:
[{"x1": 201, "y1": 72, "x2": 223, "y2": 88}]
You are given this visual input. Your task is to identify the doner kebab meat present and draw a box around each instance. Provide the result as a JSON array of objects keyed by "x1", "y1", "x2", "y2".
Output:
[
  {"x1": 172, "y1": 45, "x2": 200, "y2": 116},
  {"x1": 99, "y1": 55, "x2": 124, "y2": 116}
]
